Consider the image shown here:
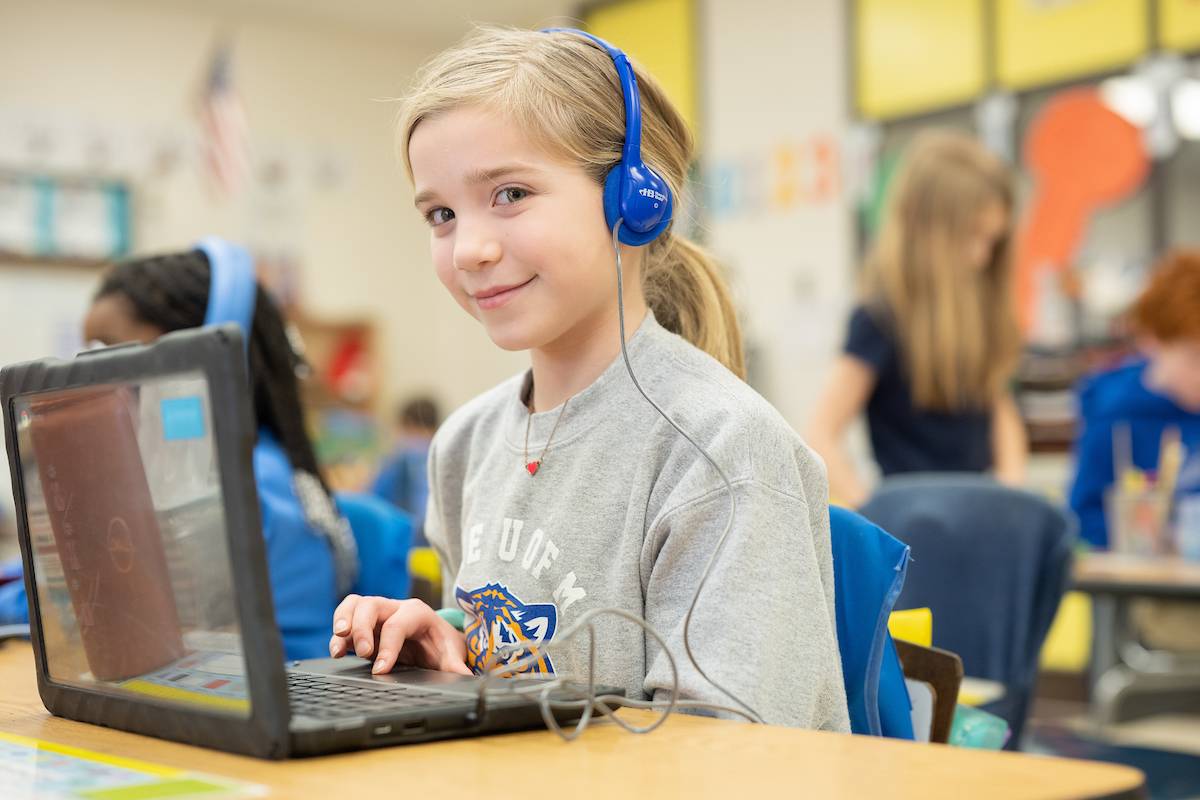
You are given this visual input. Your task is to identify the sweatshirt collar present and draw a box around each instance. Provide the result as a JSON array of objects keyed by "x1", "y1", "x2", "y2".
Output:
[{"x1": 504, "y1": 310, "x2": 663, "y2": 453}]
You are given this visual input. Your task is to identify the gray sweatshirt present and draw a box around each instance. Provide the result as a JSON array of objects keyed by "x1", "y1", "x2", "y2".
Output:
[{"x1": 425, "y1": 312, "x2": 850, "y2": 731}]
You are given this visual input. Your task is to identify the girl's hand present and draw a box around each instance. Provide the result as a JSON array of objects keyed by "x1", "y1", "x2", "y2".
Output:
[{"x1": 329, "y1": 595, "x2": 472, "y2": 676}]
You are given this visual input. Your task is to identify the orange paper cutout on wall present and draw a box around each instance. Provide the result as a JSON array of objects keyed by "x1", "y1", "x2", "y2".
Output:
[{"x1": 1016, "y1": 88, "x2": 1148, "y2": 334}]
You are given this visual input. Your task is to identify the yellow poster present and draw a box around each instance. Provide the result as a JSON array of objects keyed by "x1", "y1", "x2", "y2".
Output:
[
  {"x1": 585, "y1": 0, "x2": 698, "y2": 137},
  {"x1": 1159, "y1": 0, "x2": 1200, "y2": 51},
  {"x1": 995, "y1": 0, "x2": 1149, "y2": 90},
  {"x1": 855, "y1": 0, "x2": 986, "y2": 120}
]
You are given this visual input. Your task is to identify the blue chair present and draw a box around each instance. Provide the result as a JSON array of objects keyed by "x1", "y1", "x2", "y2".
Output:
[
  {"x1": 860, "y1": 474, "x2": 1075, "y2": 748},
  {"x1": 335, "y1": 493, "x2": 414, "y2": 599},
  {"x1": 830, "y1": 506, "x2": 914, "y2": 739},
  {"x1": 0, "y1": 557, "x2": 27, "y2": 626}
]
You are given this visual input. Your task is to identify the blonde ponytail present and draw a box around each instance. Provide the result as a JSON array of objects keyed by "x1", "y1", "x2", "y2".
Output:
[{"x1": 645, "y1": 233, "x2": 745, "y2": 379}]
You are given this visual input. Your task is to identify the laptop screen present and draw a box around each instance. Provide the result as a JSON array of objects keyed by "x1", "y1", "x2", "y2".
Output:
[{"x1": 11, "y1": 371, "x2": 252, "y2": 718}]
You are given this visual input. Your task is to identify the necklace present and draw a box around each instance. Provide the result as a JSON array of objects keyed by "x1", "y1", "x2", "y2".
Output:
[{"x1": 523, "y1": 395, "x2": 571, "y2": 476}]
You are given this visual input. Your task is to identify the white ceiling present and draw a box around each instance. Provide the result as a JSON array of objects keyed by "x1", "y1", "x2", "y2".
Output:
[{"x1": 177, "y1": 0, "x2": 584, "y2": 46}]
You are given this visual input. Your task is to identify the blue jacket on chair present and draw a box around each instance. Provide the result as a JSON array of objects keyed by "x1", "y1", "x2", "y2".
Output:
[{"x1": 830, "y1": 506, "x2": 914, "y2": 739}]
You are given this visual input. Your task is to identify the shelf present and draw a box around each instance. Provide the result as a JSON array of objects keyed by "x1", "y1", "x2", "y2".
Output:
[
  {"x1": 0, "y1": 251, "x2": 113, "y2": 271},
  {"x1": 1027, "y1": 420, "x2": 1076, "y2": 454},
  {"x1": 301, "y1": 379, "x2": 374, "y2": 415},
  {"x1": 289, "y1": 311, "x2": 379, "y2": 416}
]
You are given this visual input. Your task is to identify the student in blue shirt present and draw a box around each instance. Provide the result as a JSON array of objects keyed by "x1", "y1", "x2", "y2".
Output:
[
  {"x1": 807, "y1": 131, "x2": 1027, "y2": 506},
  {"x1": 0, "y1": 247, "x2": 357, "y2": 660},
  {"x1": 1069, "y1": 250, "x2": 1200, "y2": 549},
  {"x1": 370, "y1": 396, "x2": 439, "y2": 546}
]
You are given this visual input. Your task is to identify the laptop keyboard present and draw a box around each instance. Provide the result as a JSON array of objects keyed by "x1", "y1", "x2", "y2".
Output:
[{"x1": 287, "y1": 672, "x2": 460, "y2": 719}]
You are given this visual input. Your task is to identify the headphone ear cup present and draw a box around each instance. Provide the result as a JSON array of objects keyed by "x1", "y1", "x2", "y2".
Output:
[
  {"x1": 634, "y1": 187, "x2": 673, "y2": 243},
  {"x1": 602, "y1": 165, "x2": 674, "y2": 247},
  {"x1": 620, "y1": 193, "x2": 672, "y2": 246}
]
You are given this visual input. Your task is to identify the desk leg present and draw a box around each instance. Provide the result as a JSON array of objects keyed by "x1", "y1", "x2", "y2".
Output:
[
  {"x1": 1089, "y1": 594, "x2": 1131, "y2": 728},
  {"x1": 1089, "y1": 594, "x2": 1200, "y2": 727}
]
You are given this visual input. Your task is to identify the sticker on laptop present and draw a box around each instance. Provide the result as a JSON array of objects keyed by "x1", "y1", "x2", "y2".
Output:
[{"x1": 160, "y1": 396, "x2": 206, "y2": 442}]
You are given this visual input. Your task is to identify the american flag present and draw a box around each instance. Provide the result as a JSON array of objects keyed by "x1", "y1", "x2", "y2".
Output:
[{"x1": 197, "y1": 40, "x2": 251, "y2": 197}]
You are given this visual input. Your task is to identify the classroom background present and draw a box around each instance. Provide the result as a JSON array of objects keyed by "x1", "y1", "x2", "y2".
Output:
[{"x1": 2, "y1": 0, "x2": 1199, "y2": 792}]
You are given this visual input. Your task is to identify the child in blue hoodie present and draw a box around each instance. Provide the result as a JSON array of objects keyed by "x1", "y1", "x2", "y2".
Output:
[
  {"x1": 1069, "y1": 250, "x2": 1200, "y2": 549},
  {"x1": 370, "y1": 396, "x2": 439, "y2": 546},
  {"x1": 0, "y1": 247, "x2": 358, "y2": 659}
]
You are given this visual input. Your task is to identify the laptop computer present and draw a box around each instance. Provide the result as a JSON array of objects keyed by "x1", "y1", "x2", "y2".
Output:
[{"x1": 1, "y1": 325, "x2": 599, "y2": 758}]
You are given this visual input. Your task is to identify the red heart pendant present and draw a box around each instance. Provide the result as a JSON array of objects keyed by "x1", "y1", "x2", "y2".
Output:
[{"x1": 526, "y1": 461, "x2": 540, "y2": 476}]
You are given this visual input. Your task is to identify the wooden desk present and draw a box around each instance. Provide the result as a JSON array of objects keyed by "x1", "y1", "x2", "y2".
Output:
[
  {"x1": 1074, "y1": 552, "x2": 1200, "y2": 599},
  {"x1": 1073, "y1": 553, "x2": 1200, "y2": 725},
  {"x1": 0, "y1": 644, "x2": 1145, "y2": 799}
]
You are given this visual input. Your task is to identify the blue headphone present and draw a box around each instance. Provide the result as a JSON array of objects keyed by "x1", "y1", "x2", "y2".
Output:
[
  {"x1": 543, "y1": 28, "x2": 674, "y2": 247},
  {"x1": 194, "y1": 236, "x2": 257, "y2": 347}
]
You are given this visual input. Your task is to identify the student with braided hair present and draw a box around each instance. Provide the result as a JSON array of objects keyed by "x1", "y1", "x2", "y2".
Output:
[{"x1": 0, "y1": 248, "x2": 357, "y2": 660}]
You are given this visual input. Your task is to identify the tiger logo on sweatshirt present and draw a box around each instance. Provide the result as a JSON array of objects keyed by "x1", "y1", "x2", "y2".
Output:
[{"x1": 456, "y1": 582, "x2": 559, "y2": 675}]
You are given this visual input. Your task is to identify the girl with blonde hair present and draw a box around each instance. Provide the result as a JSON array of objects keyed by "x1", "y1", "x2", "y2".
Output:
[
  {"x1": 808, "y1": 130, "x2": 1025, "y2": 506},
  {"x1": 329, "y1": 27, "x2": 847, "y2": 730}
]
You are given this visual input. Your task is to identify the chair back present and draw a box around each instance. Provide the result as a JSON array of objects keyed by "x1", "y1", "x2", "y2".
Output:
[
  {"x1": 335, "y1": 492, "x2": 414, "y2": 599},
  {"x1": 861, "y1": 474, "x2": 1075, "y2": 747}
]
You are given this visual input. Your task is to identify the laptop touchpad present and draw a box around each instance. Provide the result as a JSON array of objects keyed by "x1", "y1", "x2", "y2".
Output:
[{"x1": 295, "y1": 656, "x2": 482, "y2": 689}]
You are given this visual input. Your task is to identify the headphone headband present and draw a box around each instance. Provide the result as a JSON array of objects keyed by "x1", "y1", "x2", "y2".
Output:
[
  {"x1": 194, "y1": 236, "x2": 257, "y2": 348},
  {"x1": 541, "y1": 28, "x2": 672, "y2": 246},
  {"x1": 543, "y1": 28, "x2": 643, "y2": 167}
]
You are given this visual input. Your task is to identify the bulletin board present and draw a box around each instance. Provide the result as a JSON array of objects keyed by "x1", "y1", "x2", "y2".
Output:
[
  {"x1": 1159, "y1": 0, "x2": 1200, "y2": 52},
  {"x1": 854, "y1": 0, "x2": 987, "y2": 120},
  {"x1": 995, "y1": 0, "x2": 1149, "y2": 90},
  {"x1": 584, "y1": 0, "x2": 699, "y2": 138},
  {"x1": 0, "y1": 173, "x2": 131, "y2": 262}
]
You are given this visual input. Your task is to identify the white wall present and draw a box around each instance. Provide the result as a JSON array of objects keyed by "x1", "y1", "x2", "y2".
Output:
[
  {"x1": 700, "y1": 0, "x2": 856, "y2": 431},
  {"x1": 0, "y1": 0, "x2": 528, "y2": 411}
]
